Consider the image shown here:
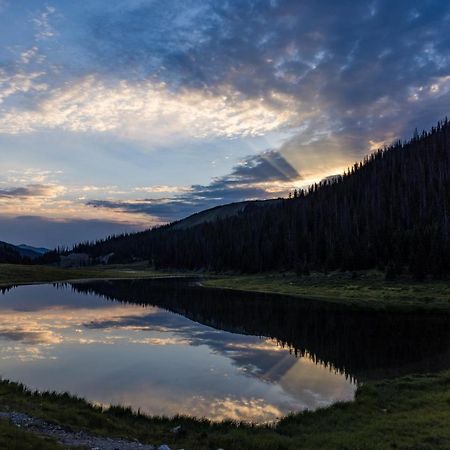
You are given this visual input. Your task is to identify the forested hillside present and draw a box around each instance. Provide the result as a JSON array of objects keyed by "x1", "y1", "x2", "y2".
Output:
[
  {"x1": 0, "y1": 242, "x2": 30, "y2": 264},
  {"x1": 72, "y1": 120, "x2": 450, "y2": 278}
]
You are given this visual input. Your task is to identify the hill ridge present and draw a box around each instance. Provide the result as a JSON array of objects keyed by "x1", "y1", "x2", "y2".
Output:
[{"x1": 70, "y1": 119, "x2": 450, "y2": 278}]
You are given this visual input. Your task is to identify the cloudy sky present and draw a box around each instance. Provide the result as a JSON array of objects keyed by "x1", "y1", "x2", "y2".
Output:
[{"x1": 1, "y1": 0, "x2": 450, "y2": 247}]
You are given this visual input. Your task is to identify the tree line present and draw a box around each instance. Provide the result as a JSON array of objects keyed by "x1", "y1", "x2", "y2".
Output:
[
  {"x1": 69, "y1": 119, "x2": 450, "y2": 279},
  {"x1": 0, "y1": 242, "x2": 30, "y2": 264}
]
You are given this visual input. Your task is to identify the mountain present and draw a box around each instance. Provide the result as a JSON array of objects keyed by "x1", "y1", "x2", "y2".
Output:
[
  {"x1": 0, "y1": 241, "x2": 49, "y2": 262},
  {"x1": 0, "y1": 242, "x2": 24, "y2": 264},
  {"x1": 170, "y1": 199, "x2": 281, "y2": 230},
  {"x1": 72, "y1": 119, "x2": 450, "y2": 279},
  {"x1": 16, "y1": 244, "x2": 50, "y2": 256}
]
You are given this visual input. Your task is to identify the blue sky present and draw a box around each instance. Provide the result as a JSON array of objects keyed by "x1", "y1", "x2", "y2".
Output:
[{"x1": 1, "y1": 0, "x2": 450, "y2": 247}]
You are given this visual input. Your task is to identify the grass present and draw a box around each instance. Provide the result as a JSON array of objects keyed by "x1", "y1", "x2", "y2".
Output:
[
  {"x1": 0, "y1": 262, "x2": 183, "y2": 288},
  {"x1": 0, "y1": 417, "x2": 63, "y2": 449},
  {"x1": 0, "y1": 371, "x2": 449, "y2": 449},
  {"x1": 2, "y1": 263, "x2": 450, "y2": 311},
  {"x1": 203, "y1": 270, "x2": 450, "y2": 311}
]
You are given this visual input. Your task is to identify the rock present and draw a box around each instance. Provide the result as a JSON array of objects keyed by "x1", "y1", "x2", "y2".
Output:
[
  {"x1": 158, "y1": 446, "x2": 171, "y2": 450},
  {"x1": 170, "y1": 425, "x2": 186, "y2": 437},
  {"x1": 0, "y1": 410, "x2": 155, "y2": 450}
]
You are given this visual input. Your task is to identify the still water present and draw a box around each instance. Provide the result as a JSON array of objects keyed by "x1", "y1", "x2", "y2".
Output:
[{"x1": 0, "y1": 279, "x2": 448, "y2": 423}]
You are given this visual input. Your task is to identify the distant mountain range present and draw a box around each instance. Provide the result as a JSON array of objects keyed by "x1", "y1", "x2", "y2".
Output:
[
  {"x1": 0, "y1": 241, "x2": 50, "y2": 263},
  {"x1": 16, "y1": 244, "x2": 50, "y2": 256}
]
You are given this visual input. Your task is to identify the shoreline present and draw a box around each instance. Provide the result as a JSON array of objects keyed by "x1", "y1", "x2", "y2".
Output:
[
  {"x1": 0, "y1": 371, "x2": 449, "y2": 449},
  {"x1": 2, "y1": 263, "x2": 450, "y2": 311}
]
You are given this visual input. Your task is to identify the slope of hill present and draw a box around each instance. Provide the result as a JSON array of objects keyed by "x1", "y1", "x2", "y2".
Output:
[
  {"x1": 0, "y1": 241, "x2": 48, "y2": 263},
  {"x1": 17, "y1": 244, "x2": 50, "y2": 256},
  {"x1": 0, "y1": 242, "x2": 23, "y2": 264},
  {"x1": 72, "y1": 119, "x2": 450, "y2": 278},
  {"x1": 170, "y1": 199, "x2": 281, "y2": 230}
]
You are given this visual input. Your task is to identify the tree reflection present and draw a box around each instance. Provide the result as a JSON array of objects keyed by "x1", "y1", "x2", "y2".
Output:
[{"x1": 71, "y1": 279, "x2": 450, "y2": 381}]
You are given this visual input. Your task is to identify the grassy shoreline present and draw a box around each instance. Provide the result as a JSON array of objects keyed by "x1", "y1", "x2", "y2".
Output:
[
  {"x1": 0, "y1": 263, "x2": 184, "y2": 288},
  {"x1": 2, "y1": 263, "x2": 450, "y2": 311},
  {"x1": 0, "y1": 371, "x2": 449, "y2": 449},
  {"x1": 203, "y1": 271, "x2": 450, "y2": 311}
]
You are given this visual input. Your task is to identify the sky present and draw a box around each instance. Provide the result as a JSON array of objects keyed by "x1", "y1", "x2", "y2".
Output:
[{"x1": 1, "y1": 0, "x2": 450, "y2": 248}]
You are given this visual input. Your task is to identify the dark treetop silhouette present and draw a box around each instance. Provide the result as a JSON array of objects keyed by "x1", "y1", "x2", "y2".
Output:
[{"x1": 62, "y1": 120, "x2": 450, "y2": 278}]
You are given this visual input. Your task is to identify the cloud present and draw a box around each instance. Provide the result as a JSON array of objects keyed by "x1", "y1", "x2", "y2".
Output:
[
  {"x1": 0, "y1": 328, "x2": 60, "y2": 345},
  {"x1": 1, "y1": 0, "x2": 448, "y2": 155},
  {"x1": 0, "y1": 70, "x2": 48, "y2": 104},
  {"x1": 0, "y1": 184, "x2": 63, "y2": 198},
  {"x1": 0, "y1": 75, "x2": 296, "y2": 139},
  {"x1": 19, "y1": 47, "x2": 46, "y2": 65},
  {"x1": 3, "y1": 168, "x2": 63, "y2": 185},
  {"x1": 133, "y1": 185, "x2": 192, "y2": 194},
  {"x1": 87, "y1": 150, "x2": 300, "y2": 221},
  {"x1": 228, "y1": 150, "x2": 299, "y2": 184},
  {"x1": 80, "y1": 0, "x2": 450, "y2": 145},
  {"x1": 1, "y1": 1, "x2": 450, "y2": 142},
  {"x1": 1, "y1": 0, "x2": 450, "y2": 240},
  {"x1": 2, "y1": 1, "x2": 449, "y2": 146},
  {"x1": 33, "y1": 5, "x2": 57, "y2": 40},
  {"x1": 87, "y1": 198, "x2": 207, "y2": 223},
  {"x1": 81, "y1": 306, "x2": 298, "y2": 386},
  {"x1": 0, "y1": 216, "x2": 145, "y2": 248},
  {"x1": 0, "y1": 170, "x2": 163, "y2": 237}
]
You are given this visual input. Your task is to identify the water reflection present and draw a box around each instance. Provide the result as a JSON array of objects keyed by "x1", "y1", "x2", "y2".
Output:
[
  {"x1": 0, "y1": 282, "x2": 358, "y2": 422},
  {"x1": 1, "y1": 279, "x2": 449, "y2": 422},
  {"x1": 73, "y1": 279, "x2": 450, "y2": 380}
]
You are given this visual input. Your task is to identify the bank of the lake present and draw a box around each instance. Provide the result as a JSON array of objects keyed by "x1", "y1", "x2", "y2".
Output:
[
  {"x1": 0, "y1": 263, "x2": 178, "y2": 288},
  {"x1": 205, "y1": 271, "x2": 450, "y2": 311},
  {"x1": 1, "y1": 263, "x2": 450, "y2": 311},
  {"x1": 0, "y1": 371, "x2": 449, "y2": 449}
]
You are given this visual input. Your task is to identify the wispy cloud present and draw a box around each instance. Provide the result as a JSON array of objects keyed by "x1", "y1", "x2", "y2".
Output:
[
  {"x1": 87, "y1": 150, "x2": 301, "y2": 221},
  {"x1": 0, "y1": 76, "x2": 296, "y2": 139},
  {"x1": 0, "y1": 184, "x2": 63, "y2": 198},
  {"x1": 133, "y1": 185, "x2": 192, "y2": 194},
  {"x1": 83, "y1": 0, "x2": 450, "y2": 135},
  {"x1": 0, "y1": 70, "x2": 48, "y2": 104},
  {"x1": 0, "y1": 328, "x2": 61, "y2": 345},
  {"x1": 19, "y1": 46, "x2": 46, "y2": 65},
  {"x1": 33, "y1": 5, "x2": 57, "y2": 40},
  {"x1": 3, "y1": 168, "x2": 63, "y2": 184}
]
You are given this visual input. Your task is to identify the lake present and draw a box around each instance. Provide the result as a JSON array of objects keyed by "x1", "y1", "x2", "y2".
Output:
[{"x1": 0, "y1": 279, "x2": 448, "y2": 423}]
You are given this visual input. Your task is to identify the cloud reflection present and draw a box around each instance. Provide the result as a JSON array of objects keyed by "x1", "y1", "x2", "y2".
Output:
[{"x1": 0, "y1": 284, "x2": 355, "y2": 422}]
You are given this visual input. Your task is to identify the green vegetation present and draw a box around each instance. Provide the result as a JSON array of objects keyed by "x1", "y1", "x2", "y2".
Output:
[
  {"x1": 0, "y1": 371, "x2": 449, "y2": 449},
  {"x1": 0, "y1": 262, "x2": 181, "y2": 288},
  {"x1": 204, "y1": 271, "x2": 450, "y2": 311},
  {"x1": 0, "y1": 417, "x2": 62, "y2": 449},
  {"x1": 2, "y1": 264, "x2": 450, "y2": 311}
]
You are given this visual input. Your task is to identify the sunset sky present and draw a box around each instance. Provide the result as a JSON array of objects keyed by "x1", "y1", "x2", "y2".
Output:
[{"x1": 1, "y1": 0, "x2": 450, "y2": 247}]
